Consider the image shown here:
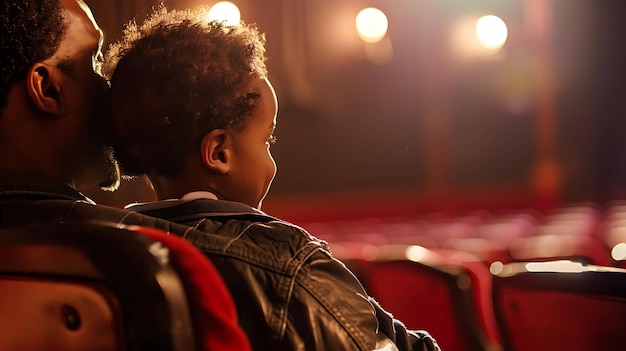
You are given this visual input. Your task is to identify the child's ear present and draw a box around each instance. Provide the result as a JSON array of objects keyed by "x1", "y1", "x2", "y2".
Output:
[
  {"x1": 26, "y1": 63, "x2": 65, "y2": 115},
  {"x1": 200, "y1": 129, "x2": 231, "y2": 174}
]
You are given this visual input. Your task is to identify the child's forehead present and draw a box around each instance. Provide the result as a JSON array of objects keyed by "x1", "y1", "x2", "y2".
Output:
[
  {"x1": 254, "y1": 77, "x2": 277, "y2": 110},
  {"x1": 239, "y1": 78, "x2": 277, "y2": 127}
]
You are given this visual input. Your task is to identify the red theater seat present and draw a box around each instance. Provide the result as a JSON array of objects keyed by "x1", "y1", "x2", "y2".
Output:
[
  {"x1": 492, "y1": 261, "x2": 626, "y2": 351},
  {"x1": 0, "y1": 222, "x2": 251, "y2": 351},
  {"x1": 508, "y1": 233, "x2": 613, "y2": 266},
  {"x1": 340, "y1": 244, "x2": 502, "y2": 351},
  {"x1": 441, "y1": 237, "x2": 512, "y2": 265},
  {"x1": 596, "y1": 218, "x2": 626, "y2": 267}
]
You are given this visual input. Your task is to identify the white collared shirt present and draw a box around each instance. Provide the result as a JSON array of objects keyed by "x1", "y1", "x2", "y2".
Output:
[{"x1": 180, "y1": 191, "x2": 218, "y2": 201}]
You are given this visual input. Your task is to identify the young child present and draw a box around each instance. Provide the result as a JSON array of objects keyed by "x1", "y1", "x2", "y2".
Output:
[{"x1": 105, "y1": 6, "x2": 439, "y2": 351}]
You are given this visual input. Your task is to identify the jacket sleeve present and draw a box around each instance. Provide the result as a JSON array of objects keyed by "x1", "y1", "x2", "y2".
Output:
[
  {"x1": 184, "y1": 221, "x2": 383, "y2": 351},
  {"x1": 285, "y1": 245, "x2": 381, "y2": 350},
  {"x1": 369, "y1": 298, "x2": 441, "y2": 351}
]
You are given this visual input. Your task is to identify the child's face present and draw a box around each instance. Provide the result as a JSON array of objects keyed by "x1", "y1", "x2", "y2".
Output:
[{"x1": 226, "y1": 77, "x2": 278, "y2": 209}]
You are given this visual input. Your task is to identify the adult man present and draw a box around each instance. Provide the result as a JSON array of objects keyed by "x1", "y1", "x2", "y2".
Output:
[
  {"x1": 0, "y1": 0, "x2": 117, "y2": 193},
  {"x1": 0, "y1": 3, "x2": 252, "y2": 349},
  {"x1": 0, "y1": 0, "x2": 166, "y2": 221},
  {"x1": 0, "y1": 0, "x2": 177, "y2": 224}
]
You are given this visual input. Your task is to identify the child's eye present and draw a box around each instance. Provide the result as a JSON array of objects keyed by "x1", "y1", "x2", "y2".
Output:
[{"x1": 267, "y1": 135, "x2": 277, "y2": 145}]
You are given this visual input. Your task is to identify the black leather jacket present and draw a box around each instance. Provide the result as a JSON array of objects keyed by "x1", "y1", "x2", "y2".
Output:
[
  {"x1": 0, "y1": 169, "x2": 196, "y2": 235},
  {"x1": 129, "y1": 198, "x2": 440, "y2": 351},
  {"x1": 0, "y1": 169, "x2": 439, "y2": 351}
]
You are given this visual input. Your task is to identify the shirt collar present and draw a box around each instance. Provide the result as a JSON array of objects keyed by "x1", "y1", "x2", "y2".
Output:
[{"x1": 180, "y1": 191, "x2": 219, "y2": 201}]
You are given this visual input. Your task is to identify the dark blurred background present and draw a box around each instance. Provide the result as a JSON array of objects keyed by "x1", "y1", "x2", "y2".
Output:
[{"x1": 83, "y1": 0, "x2": 626, "y2": 222}]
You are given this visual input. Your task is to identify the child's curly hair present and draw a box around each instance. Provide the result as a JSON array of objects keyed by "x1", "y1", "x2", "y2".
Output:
[{"x1": 104, "y1": 6, "x2": 267, "y2": 178}]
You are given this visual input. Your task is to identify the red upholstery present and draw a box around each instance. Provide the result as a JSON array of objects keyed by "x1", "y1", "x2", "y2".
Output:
[
  {"x1": 497, "y1": 289, "x2": 626, "y2": 350},
  {"x1": 508, "y1": 234, "x2": 613, "y2": 266},
  {"x1": 0, "y1": 222, "x2": 251, "y2": 351},
  {"x1": 342, "y1": 245, "x2": 501, "y2": 351},
  {"x1": 492, "y1": 261, "x2": 626, "y2": 350},
  {"x1": 440, "y1": 237, "x2": 512, "y2": 264},
  {"x1": 126, "y1": 225, "x2": 251, "y2": 351},
  {"x1": 0, "y1": 279, "x2": 121, "y2": 350}
]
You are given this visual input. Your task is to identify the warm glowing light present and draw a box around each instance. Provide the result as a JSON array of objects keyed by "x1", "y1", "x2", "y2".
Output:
[
  {"x1": 490, "y1": 261, "x2": 504, "y2": 275},
  {"x1": 405, "y1": 245, "x2": 427, "y2": 262},
  {"x1": 208, "y1": 1, "x2": 241, "y2": 26},
  {"x1": 476, "y1": 15, "x2": 508, "y2": 50},
  {"x1": 525, "y1": 260, "x2": 585, "y2": 273},
  {"x1": 449, "y1": 16, "x2": 506, "y2": 61},
  {"x1": 356, "y1": 7, "x2": 388, "y2": 43},
  {"x1": 611, "y1": 243, "x2": 626, "y2": 261}
]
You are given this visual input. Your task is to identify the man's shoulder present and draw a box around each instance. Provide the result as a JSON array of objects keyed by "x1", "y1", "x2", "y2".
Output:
[
  {"x1": 0, "y1": 199, "x2": 98, "y2": 225},
  {"x1": 0, "y1": 168, "x2": 87, "y2": 201},
  {"x1": 0, "y1": 199, "x2": 195, "y2": 237}
]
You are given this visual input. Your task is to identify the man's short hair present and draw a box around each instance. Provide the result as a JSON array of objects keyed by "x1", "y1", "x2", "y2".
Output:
[{"x1": 0, "y1": 0, "x2": 67, "y2": 110}]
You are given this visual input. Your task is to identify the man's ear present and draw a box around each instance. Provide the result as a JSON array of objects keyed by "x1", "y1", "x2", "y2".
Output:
[
  {"x1": 26, "y1": 63, "x2": 65, "y2": 115},
  {"x1": 200, "y1": 129, "x2": 231, "y2": 174}
]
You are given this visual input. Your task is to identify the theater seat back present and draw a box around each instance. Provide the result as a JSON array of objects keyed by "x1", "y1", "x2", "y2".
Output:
[
  {"x1": 492, "y1": 261, "x2": 626, "y2": 351},
  {"x1": 341, "y1": 244, "x2": 501, "y2": 351},
  {"x1": 0, "y1": 278, "x2": 121, "y2": 351},
  {"x1": 0, "y1": 222, "x2": 250, "y2": 351}
]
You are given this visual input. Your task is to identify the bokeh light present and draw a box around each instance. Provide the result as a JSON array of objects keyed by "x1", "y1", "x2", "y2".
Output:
[
  {"x1": 356, "y1": 7, "x2": 388, "y2": 43},
  {"x1": 611, "y1": 243, "x2": 626, "y2": 261},
  {"x1": 208, "y1": 1, "x2": 241, "y2": 26},
  {"x1": 489, "y1": 261, "x2": 504, "y2": 275},
  {"x1": 525, "y1": 260, "x2": 585, "y2": 273},
  {"x1": 476, "y1": 15, "x2": 508, "y2": 50},
  {"x1": 405, "y1": 245, "x2": 427, "y2": 262}
]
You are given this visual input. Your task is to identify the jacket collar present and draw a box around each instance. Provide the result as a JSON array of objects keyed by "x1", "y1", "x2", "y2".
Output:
[
  {"x1": 127, "y1": 198, "x2": 276, "y2": 223},
  {"x1": 0, "y1": 168, "x2": 89, "y2": 202}
]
